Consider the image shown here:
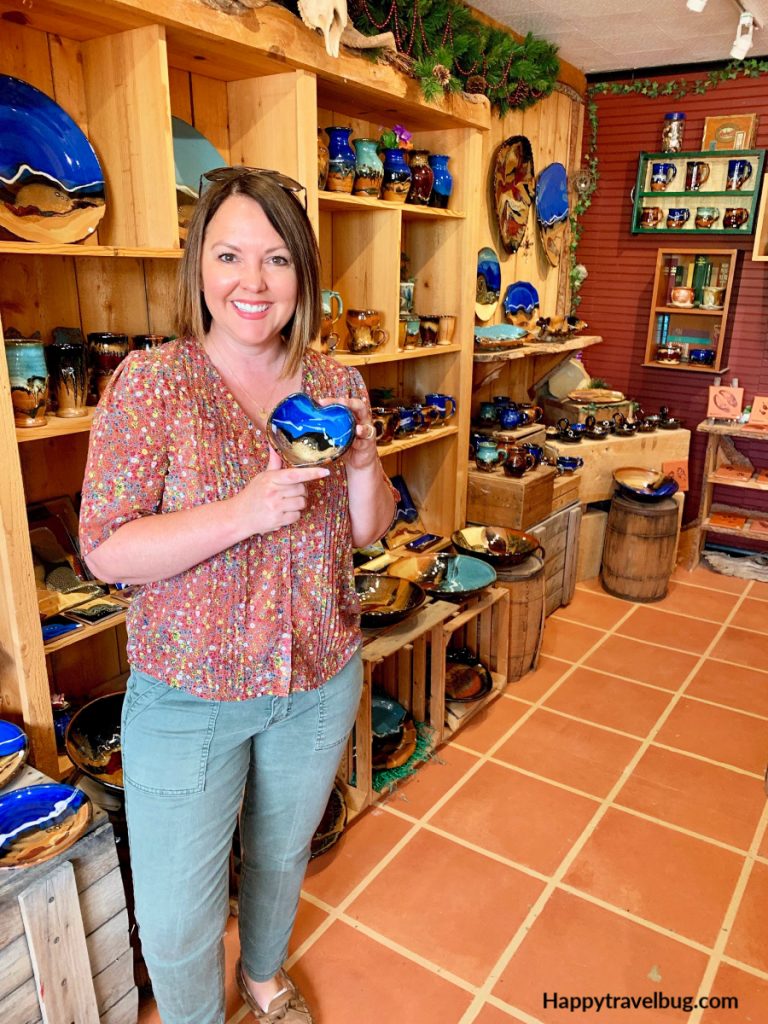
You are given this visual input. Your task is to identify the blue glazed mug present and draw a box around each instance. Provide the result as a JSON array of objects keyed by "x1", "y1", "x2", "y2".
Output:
[
  {"x1": 518, "y1": 442, "x2": 544, "y2": 467},
  {"x1": 726, "y1": 158, "x2": 753, "y2": 191},
  {"x1": 498, "y1": 405, "x2": 524, "y2": 429},
  {"x1": 556, "y1": 456, "x2": 584, "y2": 473},
  {"x1": 666, "y1": 208, "x2": 690, "y2": 229},
  {"x1": 650, "y1": 161, "x2": 677, "y2": 191},
  {"x1": 425, "y1": 392, "x2": 457, "y2": 421},
  {"x1": 395, "y1": 406, "x2": 424, "y2": 435}
]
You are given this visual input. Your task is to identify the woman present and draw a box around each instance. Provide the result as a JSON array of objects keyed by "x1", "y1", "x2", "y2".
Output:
[{"x1": 80, "y1": 166, "x2": 396, "y2": 1024}]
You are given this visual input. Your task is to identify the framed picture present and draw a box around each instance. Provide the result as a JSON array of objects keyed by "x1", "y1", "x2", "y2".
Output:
[
  {"x1": 701, "y1": 114, "x2": 758, "y2": 151},
  {"x1": 707, "y1": 385, "x2": 744, "y2": 420}
]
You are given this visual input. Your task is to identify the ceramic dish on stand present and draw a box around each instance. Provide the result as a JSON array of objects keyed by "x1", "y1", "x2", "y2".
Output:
[
  {"x1": 0, "y1": 720, "x2": 28, "y2": 789},
  {"x1": 387, "y1": 552, "x2": 496, "y2": 602},
  {"x1": 0, "y1": 74, "x2": 106, "y2": 243},
  {"x1": 476, "y1": 246, "x2": 501, "y2": 322},
  {"x1": 0, "y1": 782, "x2": 92, "y2": 866},
  {"x1": 503, "y1": 281, "x2": 540, "y2": 320},
  {"x1": 172, "y1": 115, "x2": 225, "y2": 239},
  {"x1": 492, "y1": 135, "x2": 535, "y2": 254},
  {"x1": 535, "y1": 162, "x2": 569, "y2": 267}
]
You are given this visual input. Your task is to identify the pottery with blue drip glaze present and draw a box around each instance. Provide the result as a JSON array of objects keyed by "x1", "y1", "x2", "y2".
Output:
[
  {"x1": 613, "y1": 468, "x2": 680, "y2": 503},
  {"x1": 0, "y1": 720, "x2": 28, "y2": 789},
  {"x1": 476, "y1": 246, "x2": 501, "y2": 322},
  {"x1": 0, "y1": 783, "x2": 92, "y2": 866},
  {"x1": 325, "y1": 127, "x2": 355, "y2": 194},
  {"x1": 428, "y1": 154, "x2": 452, "y2": 209},
  {"x1": 4, "y1": 338, "x2": 49, "y2": 427},
  {"x1": 388, "y1": 552, "x2": 496, "y2": 602},
  {"x1": 503, "y1": 280, "x2": 540, "y2": 319},
  {"x1": 267, "y1": 392, "x2": 356, "y2": 467},
  {"x1": 0, "y1": 74, "x2": 106, "y2": 243},
  {"x1": 536, "y1": 162, "x2": 569, "y2": 267}
]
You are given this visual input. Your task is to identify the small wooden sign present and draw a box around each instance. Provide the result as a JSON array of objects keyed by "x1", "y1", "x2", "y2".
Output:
[
  {"x1": 707, "y1": 386, "x2": 744, "y2": 420},
  {"x1": 662, "y1": 459, "x2": 689, "y2": 491},
  {"x1": 748, "y1": 396, "x2": 768, "y2": 426}
]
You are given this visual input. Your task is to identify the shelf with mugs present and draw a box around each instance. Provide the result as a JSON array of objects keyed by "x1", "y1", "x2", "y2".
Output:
[
  {"x1": 318, "y1": 192, "x2": 465, "y2": 220},
  {"x1": 632, "y1": 148, "x2": 765, "y2": 235},
  {"x1": 642, "y1": 247, "x2": 738, "y2": 373}
]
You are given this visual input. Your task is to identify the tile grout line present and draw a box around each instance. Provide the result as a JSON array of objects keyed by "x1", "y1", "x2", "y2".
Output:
[{"x1": 456, "y1": 583, "x2": 755, "y2": 1024}]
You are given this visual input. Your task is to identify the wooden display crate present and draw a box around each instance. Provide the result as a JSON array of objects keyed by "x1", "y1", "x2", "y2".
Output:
[
  {"x1": 338, "y1": 600, "x2": 456, "y2": 821},
  {"x1": 540, "y1": 396, "x2": 634, "y2": 427},
  {"x1": 438, "y1": 587, "x2": 510, "y2": 741},
  {"x1": 551, "y1": 470, "x2": 582, "y2": 512},
  {"x1": 528, "y1": 503, "x2": 582, "y2": 614},
  {"x1": 466, "y1": 463, "x2": 557, "y2": 530},
  {"x1": 0, "y1": 767, "x2": 137, "y2": 1024}
]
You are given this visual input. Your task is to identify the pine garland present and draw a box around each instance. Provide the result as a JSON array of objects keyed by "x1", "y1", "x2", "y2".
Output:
[{"x1": 348, "y1": 0, "x2": 559, "y2": 112}]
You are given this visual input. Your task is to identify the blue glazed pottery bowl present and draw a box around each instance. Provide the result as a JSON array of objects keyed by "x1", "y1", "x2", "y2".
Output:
[
  {"x1": 613, "y1": 467, "x2": 680, "y2": 503},
  {"x1": 355, "y1": 574, "x2": 426, "y2": 628},
  {"x1": 0, "y1": 719, "x2": 28, "y2": 789},
  {"x1": 689, "y1": 348, "x2": 716, "y2": 366},
  {"x1": 556, "y1": 456, "x2": 584, "y2": 473},
  {"x1": 0, "y1": 782, "x2": 92, "y2": 866},
  {"x1": 451, "y1": 525, "x2": 542, "y2": 568},
  {"x1": 267, "y1": 392, "x2": 356, "y2": 467},
  {"x1": 388, "y1": 552, "x2": 496, "y2": 602}
]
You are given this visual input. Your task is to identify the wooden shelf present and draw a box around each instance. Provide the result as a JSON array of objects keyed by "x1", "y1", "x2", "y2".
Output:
[
  {"x1": 318, "y1": 191, "x2": 465, "y2": 220},
  {"x1": 707, "y1": 474, "x2": 768, "y2": 491},
  {"x1": 0, "y1": 243, "x2": 183, "y2": 258},
  {"x1": 472, "y1": 334, "x2": 603, "y2": 363},
  {"x1": 638, "y1": 190, "x2": 756, "y2": 199},
  {"x1": 697, "y1": 420, "x2": 768, "y2": 440},
  {"x1": 377, "y1": 424, "x2": 458, "y2": 456},
  {"x1": 42, "y1": 610, "x2": 128, "y2": 654},
  {"x1": 653, "y1": 305, "x2": 724, "y2": 316},
  {"x1": 643, "y1": 360, "x2": 728, "y2": 373},
  {"x1": 16, "y1": 407, "x2": 96, "y2": 443},
  {"x1": 335, "y1": 344, "x2": 460, "y2": 366}
]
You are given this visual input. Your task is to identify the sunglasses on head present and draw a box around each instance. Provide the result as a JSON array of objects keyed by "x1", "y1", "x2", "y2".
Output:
[{"x1": 198, "y1": 166, "x2": 307, "y2": 210}]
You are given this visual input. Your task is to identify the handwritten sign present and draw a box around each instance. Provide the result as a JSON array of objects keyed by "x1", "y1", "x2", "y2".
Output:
[
  {"x1": 662, "y1": 460, "x2": 689, "y2": 491},
  {"x1": 707, "y1": 386, "x2": 744, "y2": 420},
  {"x1": 748, "y1": 396, "x2": 768, "y2": 426}
]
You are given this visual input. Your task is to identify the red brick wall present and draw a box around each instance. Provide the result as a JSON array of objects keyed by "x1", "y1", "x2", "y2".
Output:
[{"x1": 576, "y1": 71, "x2": 768, "y2": 528}]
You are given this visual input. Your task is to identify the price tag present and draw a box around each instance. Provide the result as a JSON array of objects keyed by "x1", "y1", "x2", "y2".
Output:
[
  {"x1": 663, "y1": 460, "x2": 689, "y2": 491},
  {"x1": 748, "y1": 396, "x2": 768, "y2": 426},
  {"x1": 707, "y1": 386, "x2": 744, "y2": 419}
]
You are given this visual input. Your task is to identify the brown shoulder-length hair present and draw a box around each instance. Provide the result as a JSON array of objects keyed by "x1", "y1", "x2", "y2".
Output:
[{"x1": 174, "y1": 169, "x2": 321, "y2": 377}]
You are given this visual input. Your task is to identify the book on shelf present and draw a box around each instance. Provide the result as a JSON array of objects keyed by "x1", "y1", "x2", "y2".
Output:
[
  {"x1": 658, "y1": 313, "x2": 670, "y2": 346},
  {"x1": 709, "y1": 511, "x2": 748, "y2": 529}
]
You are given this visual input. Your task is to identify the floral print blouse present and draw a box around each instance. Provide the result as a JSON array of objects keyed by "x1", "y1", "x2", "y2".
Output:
[{"x1": 79, "y1": 339, "x2": 368, "y2": 700}]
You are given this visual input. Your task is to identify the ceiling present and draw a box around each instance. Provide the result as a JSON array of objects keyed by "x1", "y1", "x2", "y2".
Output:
[{"x1": 469, "y1": 0, "x2": 768, "y2": 74}]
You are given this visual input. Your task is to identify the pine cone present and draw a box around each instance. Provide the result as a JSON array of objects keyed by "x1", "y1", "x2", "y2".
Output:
[
  {"x1": 465, "y1": 75, "x2": 487, "y2": 94},
  {"x1": 433, "y1": 63, "x2": 451, "y2": 87}
]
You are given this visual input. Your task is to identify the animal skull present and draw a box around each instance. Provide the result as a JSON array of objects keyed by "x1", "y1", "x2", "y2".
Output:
[{"x1": 297, "y1": 0, "x2": 348, "y2": 58}]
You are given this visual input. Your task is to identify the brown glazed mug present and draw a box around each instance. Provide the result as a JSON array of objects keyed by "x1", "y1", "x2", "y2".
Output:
[
  {"x1": 346, "y1": 309, "x2": 388, "y2": 352},
  {"x1": 723, "y1": 207, "x2": 749, "y2": 229},
  {"x1": 371, "y1": 406, "x2": 399, "y2": 445},
  {"x1": 639, "y1": 206, "x2": 663, "y2": 228},
  {"x1": 419, "y1": 314, "x2": 440, "y2": 347},
  {"x1": 502, "y1": 448, "x2": 536, "y2": 477}
]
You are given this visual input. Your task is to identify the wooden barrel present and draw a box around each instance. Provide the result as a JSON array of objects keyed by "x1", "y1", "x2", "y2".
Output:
[
  {"x1": 601, "y1": 494, "x2": 678, "y2": 602},
  {"x1": 495, "y1": 554, "x2": 545, "y2": 681}
]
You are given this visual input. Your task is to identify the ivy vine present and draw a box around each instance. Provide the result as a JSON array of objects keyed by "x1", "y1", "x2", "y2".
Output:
[{"x1": 569, "y1": 58, "x2": 768, "y2": 312}]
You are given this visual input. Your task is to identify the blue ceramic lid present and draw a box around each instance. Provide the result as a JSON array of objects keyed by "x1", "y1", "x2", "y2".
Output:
[
  {"x1": 267, "y1": 392, "x2": 356, "y2": 467},
  {"x1": 664, "y1": 112, "x2": 687, "y2": 120},
  {"x1": 0, "y1": 74, "x2": 106, "y2": 243},
  {"x1": 0, "y1": 783, "x2": 92, "y2": 866},
  {"x1": 535, "y1": 163, "x2": 569, "y2": 228}
]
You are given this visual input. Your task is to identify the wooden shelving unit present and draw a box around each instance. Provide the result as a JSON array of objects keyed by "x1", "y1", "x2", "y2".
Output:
[{"x1": 0, "y1": 0, "x2": 490, "y2": 777}]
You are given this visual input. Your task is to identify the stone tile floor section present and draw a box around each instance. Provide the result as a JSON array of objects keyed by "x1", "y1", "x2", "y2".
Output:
[{"x1": 139, "y1": 565, "x2": 768, "y2": 1023}]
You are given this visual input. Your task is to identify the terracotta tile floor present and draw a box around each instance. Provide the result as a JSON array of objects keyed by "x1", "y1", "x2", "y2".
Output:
[{"x1": 138, "y1": 572, "x2": 768, "y2": 1024}]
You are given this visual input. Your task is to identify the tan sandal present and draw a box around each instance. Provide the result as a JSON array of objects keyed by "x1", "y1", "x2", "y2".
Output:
[{"x1": 235, "y1": 959, "x2": 314, "y2": 1023}]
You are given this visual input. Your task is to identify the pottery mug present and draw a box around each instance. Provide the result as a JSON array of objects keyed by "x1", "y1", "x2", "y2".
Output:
[
  {"x1": 725, "y1": 158, "x2": 752, "y2": 191},
  {"x1": 394, "y1": 405, "x2": 424, "y2": 435},
  {"x1": 437, "y1": 314, "x2": 456, "y2": 345},
  {"x1": 639, "y1": 206, "x2": 663, "y2": 228},
  {"x1": 401, "y1": 317, "x2": 420, "y2": 349},
  {"x1": 685, "y1": 160, "x2": 710, "y2": 191},
  {"x1": 425, "y1": 392, "x2": 457, "y2": 421},
  {"x1": 418, "y1": 314, "x2": 439, "y2": 347},
  {"x1": 371, "y1": 406, "x2": 399, "y2": 444},
  {"x1": 517, "y1": 442, "x2": 544, "y2": 467},
  {"x1": 474, "y1": 440, "x2": 506, "y2": 472},
  {"x1": 516, "y1": 403, "x2": 543, "y2": 425},
  {"x1": 414, "y1": 403, "x2": 441, "y2": 431},
  {"x1": 555, "y1": 456, "x2": 583, "y2": 473},
  {"x1": 399, "y1": 280, "x2": 415, "y2": 315},
  {"x1": 670, "y1": 285, "x2": 695, "y2": 307},
  {"x1": 502, "y1": 447, "x2": 536, "y2": 477},
  {"x1": 498, "y1": 405, "x2": 524, "y2": 430},
  {"x1": 650, "y1": 162, "x2": 677, "y2": 191},
  {"x1": 666, "y1": 208, "x2": 690, "y2": 229},
  {"x1": 477, "y1": 401, "x2": 498, "y2": 426},
  {"x1": 701, "y1": 285, "x2": 725, "y2": 308},
  {"x1": 723, "y1": 207, "x2": 749, "y2": 228},
  {"x1": 695, "y1": 206, "x2": 719, "y2": 229},
  {"x1": 657, "y1": 343, "x2": 683, "y2": 363},
  {"x1": 346, "y1": 309, "x2": 388, "y2": 352}
]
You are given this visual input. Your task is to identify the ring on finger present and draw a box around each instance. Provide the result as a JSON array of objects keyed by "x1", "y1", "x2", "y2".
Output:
[{"x1": 361, "y1": 422, "x2": 376, "y2": 441}]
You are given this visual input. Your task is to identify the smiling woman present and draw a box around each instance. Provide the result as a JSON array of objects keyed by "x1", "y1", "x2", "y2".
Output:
[{"x1": 78, "y1": 165, "x2": 396, "y2": 1024}]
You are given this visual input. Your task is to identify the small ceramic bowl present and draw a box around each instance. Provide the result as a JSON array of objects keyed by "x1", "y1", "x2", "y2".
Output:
[
  {"x1": 0, "y1": 720, "x2": 28, "y2": 789},
  {"x1": 451, "y1": 525, "x2": 542, "y2": 568},
  {"x1": 387, "y1": 552, "x2": 496, "y2": 602},
  {"x1": 613, "y1": 467, "x2": 680, "y2": 502},
  {"x1": 445, "y1": 647, "x2": 493, "y2": 702},
  {"x1": 658, "y1": 417, "x2": 683, "y2": 430},
  {"x1": 65, "y1": 692, "x2": 125, "y2": 791},
  {"x1": 556, "y1": 456, "x2": 583, "y2": 473},
  {"x1": 267, "y1": 392, "x2": 356, "y2": 467},
  {"x1": 354, "y1": 574, "x2": 426, "y2": 628}
]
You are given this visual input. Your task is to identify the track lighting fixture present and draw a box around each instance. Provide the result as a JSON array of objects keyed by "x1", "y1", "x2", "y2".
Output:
[{"x1": 731, "y1": 11, "x2": 755, "y2": 59}]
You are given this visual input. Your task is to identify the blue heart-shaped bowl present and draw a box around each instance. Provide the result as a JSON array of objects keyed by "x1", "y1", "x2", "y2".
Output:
[{"x1": 267, "y1": 392, "x2": 356, "y2": 467}]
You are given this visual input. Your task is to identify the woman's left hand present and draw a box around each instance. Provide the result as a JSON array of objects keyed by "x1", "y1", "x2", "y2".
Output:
[{"x1": 318, "y1": 396, "x2": 378, "y2": 471}]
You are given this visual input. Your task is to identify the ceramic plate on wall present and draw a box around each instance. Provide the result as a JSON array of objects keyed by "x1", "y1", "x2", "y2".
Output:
[
  {"x1": 476, "y1": 246, "x2": 501, "y2": 322},
  {"x1": 0, "y1": 74, "x2": 106, "y2": 244},
  {"x1": 503, "y1": 280, "x2": 540, "y2": 318},
  {"x1": 0, "y1": 782, "x2": 92, "y2": 866},
  {"x1": 172, "y1": 116, "x2": 226, "y2": 238},
  {"x1": 535, "y1": 162, "x2": 569, "y2": 267},
  {"x1": 492, "y1": 135, "x2": 535, "y2": 254}
]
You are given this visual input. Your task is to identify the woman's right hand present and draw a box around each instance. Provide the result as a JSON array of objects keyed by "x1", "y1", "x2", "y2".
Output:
[{"x1": 234, "y1": 446, "x2": 330, "y2": 536}]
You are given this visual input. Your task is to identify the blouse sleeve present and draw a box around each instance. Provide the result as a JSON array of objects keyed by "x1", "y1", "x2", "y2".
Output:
[{"x1": 79, "y1": 352, "x2": 169, "y2": 557}]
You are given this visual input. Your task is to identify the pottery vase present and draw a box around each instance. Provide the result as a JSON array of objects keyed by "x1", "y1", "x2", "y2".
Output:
[
  {"x1": 406, "y1": 150, "x2": 433, "y2": 205},
  {"x1": 4, "y1": 338, "x2": 49, "y2": 427},
  {"x1": 47, "y1": 328, "x2": 88, "y2": 418},
  {"x1": 352, "y1": 138, "x2": 383, "y2": 198},
  {"x1": 381, "y1": 148, "x2": 411, "y2": 203},
  {"x1": 87, "y1": 332, "x2": 130, "y2": 399},
  {"x1": 317, "y1": 128, "x2": 329, "y2": 190},
  {"x1": 325, "y1": 126, "x2": 355, "y2": 194},
  {"x1": 428, "y1": 154, "x2": 452, "y2": 209}
]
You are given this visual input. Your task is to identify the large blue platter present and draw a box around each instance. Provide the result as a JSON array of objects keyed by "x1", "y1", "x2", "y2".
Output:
[
  {"x1": 503, "y1": 280, "x2": 540, "y2": 317},
  {"x1": 0, "y1": 782, "x2": 92, "y2": 867},
  {"x1": 0, "y1": 720, "x2": 28, "y2": 790},
  {"x1": 172, "y1": 116, "x2": 225, "y2": 238},
  {"x1": 0, "y1": 74, "x2": 106, "y2": 244},
  {"x1": 535, "y1": 162, "x2": 569, "y2": 227}
]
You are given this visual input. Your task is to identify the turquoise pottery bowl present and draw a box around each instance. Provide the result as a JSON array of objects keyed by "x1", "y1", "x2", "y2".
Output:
[
  {"x1": 0, "y1": 783, "x2": 92, "y2": 866},
  {"x1": 0, "y1": 719, "x2": 28, "y2": 789},
  {"x1": 388, "y1": 552, "x2": 496, "y2": 602},
  {"x1": 355, "y1": 573, "x2": 426, "y2": 628},
  {"x1": 267, "y1": 392, "x2": 356, "y2": 467}
]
